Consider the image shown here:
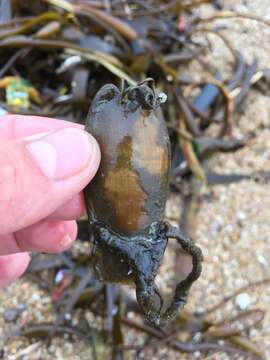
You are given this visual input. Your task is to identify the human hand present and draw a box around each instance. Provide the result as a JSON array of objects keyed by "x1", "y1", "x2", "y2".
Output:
[{"x1": 0, "y1": 114, "x2": 100, "y2": 287}]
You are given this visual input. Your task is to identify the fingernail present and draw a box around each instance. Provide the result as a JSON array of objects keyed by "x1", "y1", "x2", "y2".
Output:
[{"x1": 26, "y1": 128, "x2": 97, "y2": 180}]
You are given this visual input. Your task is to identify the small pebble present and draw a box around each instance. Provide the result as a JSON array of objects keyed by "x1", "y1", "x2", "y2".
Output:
[
  {"x1": 3, "y1": 309, "x2": 18, "y2": 322},
  {"x1": 193, "y1": 332, "x2": 202, "y2": 342},
  {"x1": 257, "y1": 255, "x2": 268, "y2": 266},
  {"x1": 31, "y1": 293, "x2": 41, "y2": 301},
  {"x1": 64, "y1": 313, "x2": 71, "y2": 321},
  {"x1": 157, "y1": 92, "x2": 167, "y2": 103},
  {"x1": 235, "y1": 293, "x2": 251, "y2": 310},
  {"x1": 112, "y1": 306, "x2": 118, "y2": 316},
  {"x1": 54, "y1": 269, "x2": 66, "y2": 284},
  {"x1": 237, "y1": 211, "x2": 246, "y2": 221},
  {"x1": 17, "y1": 303, "x2": 27, "y2": 312}
]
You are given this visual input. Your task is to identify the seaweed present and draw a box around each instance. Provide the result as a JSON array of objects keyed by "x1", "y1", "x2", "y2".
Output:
[{"x1": 1, "y1": 1, "x2": 269, "y2": 359}]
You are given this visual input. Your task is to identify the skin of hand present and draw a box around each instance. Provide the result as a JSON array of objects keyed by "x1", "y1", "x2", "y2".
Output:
[{"x1": 0, "y1": 114, "x2": 100, "y2": 287}]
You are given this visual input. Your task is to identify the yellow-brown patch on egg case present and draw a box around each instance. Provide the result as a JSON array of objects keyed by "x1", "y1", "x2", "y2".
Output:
[
  {"x1": 104, "y1": 135, "x2": 149, "y2": 234},
  {"x1": 133, "y1": 111, "x2": 170, "y2": 176},
  {"x1": 104, "y1": 167, "x2": 149, "y2": 234}
]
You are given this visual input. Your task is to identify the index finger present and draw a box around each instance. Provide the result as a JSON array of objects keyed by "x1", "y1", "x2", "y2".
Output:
[{"x1": 0, "y1": 114, "x2": 83, "y2": 140}]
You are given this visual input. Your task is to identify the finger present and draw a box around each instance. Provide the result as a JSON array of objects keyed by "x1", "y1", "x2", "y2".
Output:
[
  {"x1": 0, "y1": 220, "x2": 77, "y2": 255},
  {"x1": 0, "y1": 127, "x2": 100, "y2": 234},
  {"x1": 0, "y1": 114, "x2": 82, "y2": 140},
  {"x1": 48, "y1": 193, "x2": 86, "y2": 220},
  {"x1": 0, "y1": 253, "x2": 30, "y2": 287}
]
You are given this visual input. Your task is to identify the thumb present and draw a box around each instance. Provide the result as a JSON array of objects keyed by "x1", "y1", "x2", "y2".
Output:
[{"x1": 0, "y1": 127, "x2": 100, "y2": 234}]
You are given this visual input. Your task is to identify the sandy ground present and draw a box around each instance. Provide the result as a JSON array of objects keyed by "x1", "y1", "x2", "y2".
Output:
[{"x1": 0, "y1": 0, "x2": 269, "y2": 359}]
